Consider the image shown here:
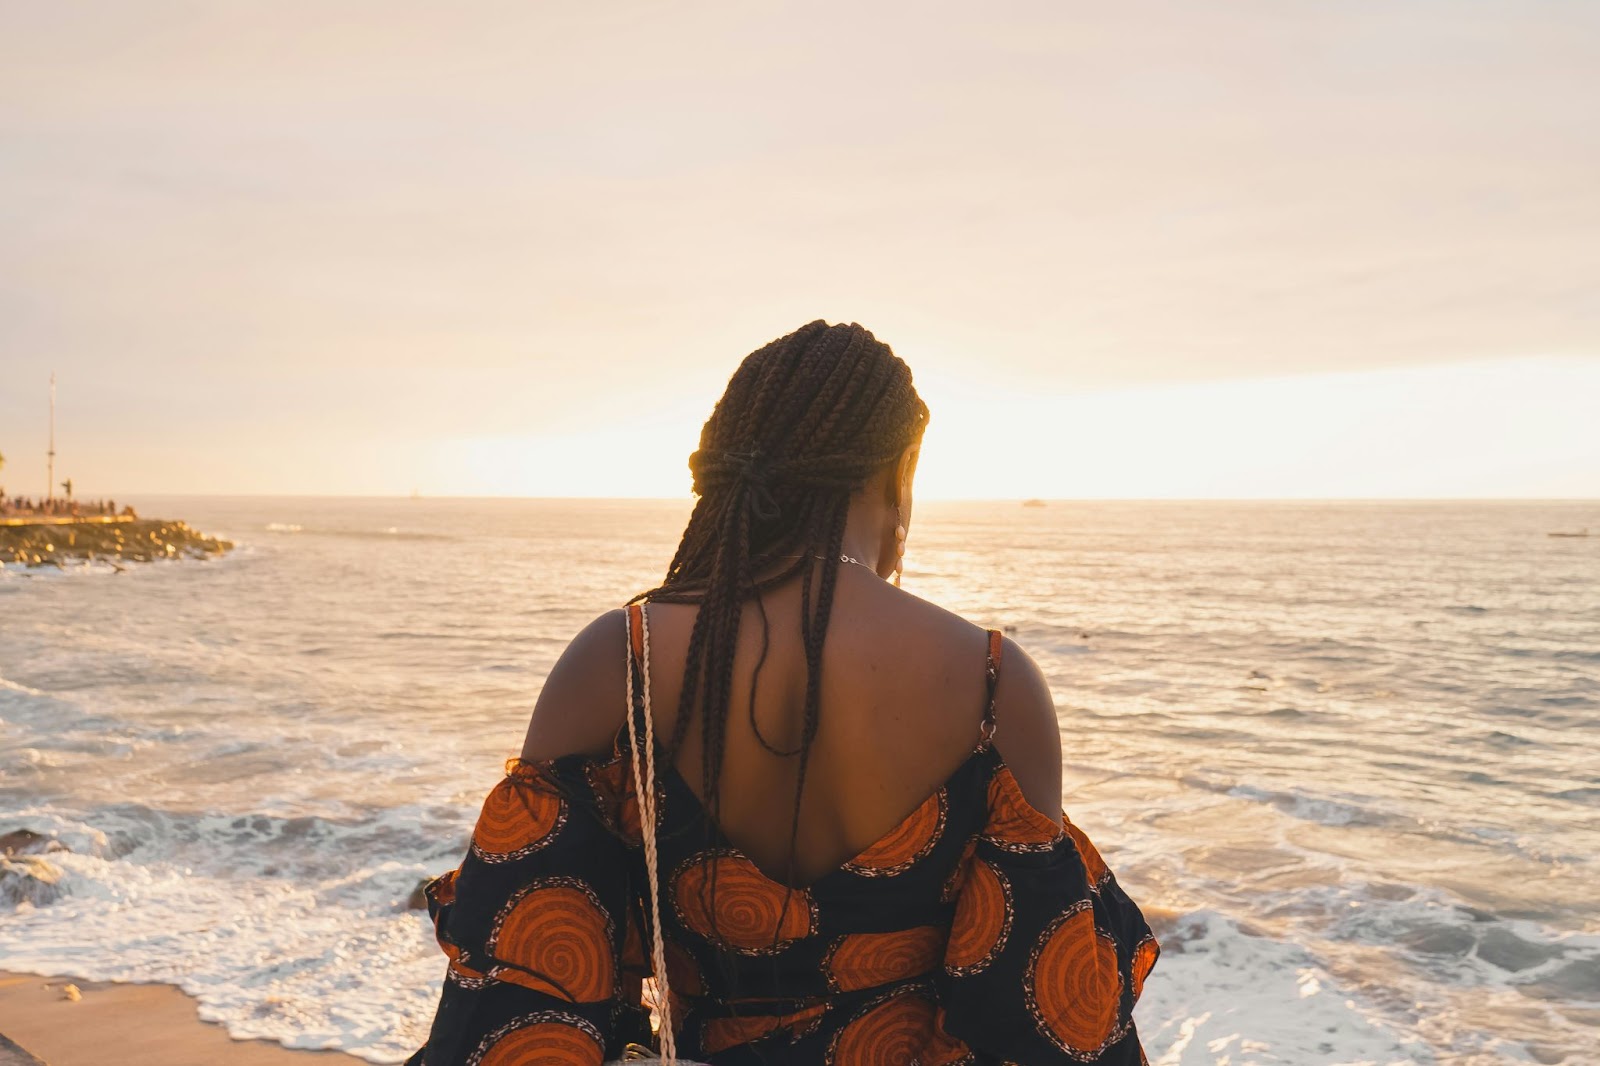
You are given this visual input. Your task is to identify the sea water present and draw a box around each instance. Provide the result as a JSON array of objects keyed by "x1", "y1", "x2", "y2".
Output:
[{"x1": 1, "y1": 498, "x2": 1596, "y2": 1064}]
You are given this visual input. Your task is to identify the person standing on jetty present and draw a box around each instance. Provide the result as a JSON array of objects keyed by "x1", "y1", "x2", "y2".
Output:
[{"x1": 408, "y1": 321, "x2": 1158, "y2": 1064}]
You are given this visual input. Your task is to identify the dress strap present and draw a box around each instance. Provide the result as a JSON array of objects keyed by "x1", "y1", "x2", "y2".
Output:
[
  {"x1": 979, "y1": 628, "x2": 1003, "y2": 747},
  {"x1": 626, "y1": 602, "x2": 646, "y2": 665},
  {"x1": 624, "y1": 603, "x2": 650, "y2": 747}
]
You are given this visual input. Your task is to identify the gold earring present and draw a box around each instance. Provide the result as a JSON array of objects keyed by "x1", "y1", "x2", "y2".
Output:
[{"x1": 893, "y1": 506, "x2": 907, "y2": 587}]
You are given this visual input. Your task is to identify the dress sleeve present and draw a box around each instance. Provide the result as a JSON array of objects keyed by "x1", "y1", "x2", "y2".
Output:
[
  {"x1": 929, "y1": 764, "x2": 1160, "y2": 1065},
  {"x1": 405, "y1": 744, "x2": 654, "y2": 1066}
]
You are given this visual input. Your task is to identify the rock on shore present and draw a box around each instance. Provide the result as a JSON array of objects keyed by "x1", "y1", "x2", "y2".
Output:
[
  {"x1": 0, "y1": 829, "x2": 69, "y2": 908},
  {"x1": 0, "y1": 520, "x2": 233, "y2": 567}
]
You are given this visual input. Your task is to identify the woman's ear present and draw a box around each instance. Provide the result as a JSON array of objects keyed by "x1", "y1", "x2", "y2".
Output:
[{"x1": 894, "y1": 444, "x2": 919, "y2": 505}]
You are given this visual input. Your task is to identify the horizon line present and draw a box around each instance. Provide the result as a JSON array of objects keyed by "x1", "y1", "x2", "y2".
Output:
[{"x1": 103, "y1": 492, "x2": 1600, "y2": 504}]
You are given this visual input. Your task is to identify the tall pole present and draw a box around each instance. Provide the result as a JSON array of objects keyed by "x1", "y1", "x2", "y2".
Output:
[{"x1": 47, "y1": 372, "x2": 56, "y2": 500}]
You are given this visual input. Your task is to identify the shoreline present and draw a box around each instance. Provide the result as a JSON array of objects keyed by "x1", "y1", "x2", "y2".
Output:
[{"x1": 0, "y1": 972, "x2": 365, "y2": 1066}]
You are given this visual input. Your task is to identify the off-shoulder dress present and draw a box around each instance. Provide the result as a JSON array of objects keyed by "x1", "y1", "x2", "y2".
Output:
[{"x1": 407, "y1": 603, "x2": 1158, "y2": 1064}]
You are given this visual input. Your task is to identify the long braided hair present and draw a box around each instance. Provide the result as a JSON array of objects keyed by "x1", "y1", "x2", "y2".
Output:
[{"x1": 630, "y1": 320, "x2": 929, "y2": 881}]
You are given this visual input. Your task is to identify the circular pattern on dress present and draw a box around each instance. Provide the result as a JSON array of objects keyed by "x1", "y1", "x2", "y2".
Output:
[
  {"x1": 841, "y1": 789, "x2": 948, "y2": 877},
  {"x1": 827, "y1": 989, "x2": 938, "y2": 1065},
  {"x1": 586, "y1": 756, "x2": 646, "y2": 846},
  {"x1": 1026, "y1": 903, "x2": 1125, "y2": 1056},
  {"x1": 1064, "y1": 818, "x2": 1109, "y2": 886},
  {"x1": 824, "y1": 925, "x2": 945, "y2": 992},
  {"x1": 982, "y1": 767, "x2": 1063, "y2": 853},
  {"x1": 468, "y1": 1011, "x2": 604, "y2": 1066},
  {"x1": 442, "y1": 939, "x2": 486, "y2": 987},
  {"x1": 701, "y1": 1004, "x2": 826, "y2": 1054},
  {"x1": 663, "y1": 938, "x2": 704, "y2": 996},
  {"x1": 471, "y1": 768, "x2": 568, "y2": 862},
  {"x1": 487, "y1": 877, "x2": 614, "y2": 1002},
  {"x1": 671, "y1": 851, "x2": 817, "y2": 955},
  {"x1": 940, "y1": 837, "x2": 979, "y2": 903},
  {"x1": 919, "y1": 1007, "x2": 976, "y2": 1066},
  {"x1": 1132, "y1": 935, "x2": 1159, "y2": 1000},
  {"x1": 944, "y1": 857, "x2": 1012, "y2": 975}
]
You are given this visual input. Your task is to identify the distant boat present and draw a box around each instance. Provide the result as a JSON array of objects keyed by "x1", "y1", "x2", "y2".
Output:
[
  {"x1": 1547, "y1": 529, "x2": 1590, "y2": 537},
  {"x1": 1021, "y1": 499, "x2": 1047, "y2": 508},
  {"x1": 410, "y1": 488, "x2": 423, "y2": 500}
]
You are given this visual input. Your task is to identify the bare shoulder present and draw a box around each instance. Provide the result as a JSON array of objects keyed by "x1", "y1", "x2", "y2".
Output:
[
  {"x1": 519, "y1": 607, "x2": 629, "y2": 761},
  {"x1": 991, "y1": 635, "x2": 1064, "y2": 824},
  {"x1": 861, "y1": 581, "x2": 1064, "y2": 819}
]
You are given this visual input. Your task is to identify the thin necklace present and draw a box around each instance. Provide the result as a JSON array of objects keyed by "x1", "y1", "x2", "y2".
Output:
[{"x1": 777, "y1": 552, "x2": 879, "y2": 574}]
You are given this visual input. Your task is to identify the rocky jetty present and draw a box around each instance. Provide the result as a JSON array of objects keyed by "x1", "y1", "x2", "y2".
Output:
[{"x1": 0, "y1": 519, "x2": 232, "y2": 568}]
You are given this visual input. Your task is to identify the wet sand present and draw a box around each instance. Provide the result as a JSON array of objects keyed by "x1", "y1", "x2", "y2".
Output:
[{"x1": 0, "y1": 972, "x2": 362, "y2": 1066}]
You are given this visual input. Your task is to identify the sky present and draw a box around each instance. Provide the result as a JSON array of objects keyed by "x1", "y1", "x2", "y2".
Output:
[{"x1": 1, "y1": 1, "x2": 1596, "y2": 499}]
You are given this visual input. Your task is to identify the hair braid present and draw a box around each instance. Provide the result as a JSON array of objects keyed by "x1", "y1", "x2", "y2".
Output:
[{"x1": 632, "y1": 320, "x2": 929, "y2": 891}]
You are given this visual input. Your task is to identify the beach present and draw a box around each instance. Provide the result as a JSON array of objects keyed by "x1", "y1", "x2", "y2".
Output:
[
  {"x1": 2, "y1": 497, "x2": 1597, "y2": 1063},
  {"x1": 0, "y1": 971, "x2": 360, "y2": 1065}
]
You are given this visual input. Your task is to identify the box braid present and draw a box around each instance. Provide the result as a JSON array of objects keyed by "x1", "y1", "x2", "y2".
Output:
[{"x1": 630, "y1": 320, "x2": 929, "y2": 886}]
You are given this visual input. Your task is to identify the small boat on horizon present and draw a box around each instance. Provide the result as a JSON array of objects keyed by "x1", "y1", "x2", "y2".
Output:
[{"x1": 1022, "y1": 498, "x2": 1047, "y2": 508}]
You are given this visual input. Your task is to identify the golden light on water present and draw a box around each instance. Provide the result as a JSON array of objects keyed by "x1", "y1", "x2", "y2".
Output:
[{"x1": 422, "y1": 355, "x2": 1600, "y2": 500}]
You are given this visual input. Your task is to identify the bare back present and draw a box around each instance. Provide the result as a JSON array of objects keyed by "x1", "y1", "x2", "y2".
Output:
[{"x1": 522, "y1": 565, "x2": 1064, "y2": 887}]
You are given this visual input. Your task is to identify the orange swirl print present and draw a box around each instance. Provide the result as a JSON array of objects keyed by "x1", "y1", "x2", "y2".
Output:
[
  {"x1": 471, "y1": 768, "x2": 567, "y2": 862},
  {"x1": 1132, "y1": 936, "x2": 1159, "y2": 1001},
  {"x1": 587, "y1": 758, "x2": 643, "y2": 845},
  {"x1": 941, "y1": 837, "x2": 979, "y2": 903},
  {"x1": 425, "y1": 870, "x2": 459, "y2": 948},
  {"x1": 701, "y1": 1005, "x2": 825, "y2": 1054},
  {"x1": 944, "y1": 858, "x2": 1011, "y2": 975},
  {"x1": 825, "y1": 926, "x2": 945, "y2": 992},
  {"x1": 842, "y1": 789, "x2": 948, "y2": 877},
  {"x1": 827, "y1": 990, "x2": 937, "y2": 1066},
  {"x1": 1027, "y1": 904, "x2": 1125, "y2": 1055},
  {"x1": 983, "y1": 767, "x2": 1062, "y2": 852},
  {"x1": 918, "y1": 1007, "x2": 975, "y2": 1066},
  {"x1": 672, "y1": 852, "x2": 817, "y2": 954},
  {"x1": 663, "y1": 938, "x2": 704, "y2": 996},
  {"x1": 487, "y1": 877, "x2": 614, "y2": 1003},
  {"x1": 427, "y1": 868, "x2": 458, "y2": 910},
  {"x1": 1063, "y1": 817, "x2": 1109, "y2": 886},
  {"x1": 621, "y1": 909, "x2": 648, "y2": 975},
  {"x1": 469, "y1": 1011, "x2": 604, "y2": 1066},
  {"x1": 442, "y1": 939, "x2": 486, "y2": 986}
]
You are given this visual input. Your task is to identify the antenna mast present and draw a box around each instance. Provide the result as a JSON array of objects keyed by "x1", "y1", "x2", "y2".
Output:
[{"x1": 47, "y1": 372, "x2": 56, "y2": 500}]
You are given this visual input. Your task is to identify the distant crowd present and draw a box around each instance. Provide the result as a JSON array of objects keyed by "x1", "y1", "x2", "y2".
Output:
[{"x1": 0, "y1": 493, "x2": 135, "y2": 518}]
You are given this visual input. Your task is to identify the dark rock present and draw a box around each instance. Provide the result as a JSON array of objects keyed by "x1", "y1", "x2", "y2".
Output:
[
  {"x1": 0, "y1": 855, "x2": 66, "y2": 907},
  {"x1": 1478, "y1": 927, "x2": 1562, "y2": 972},
  {"x1": 0, "y1": 829, "x2": 64, "y2": 858}
]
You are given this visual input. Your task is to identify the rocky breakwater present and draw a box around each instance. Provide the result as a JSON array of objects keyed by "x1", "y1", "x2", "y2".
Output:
[{"x1": 0, "y1": 519, "x2": 232, "y2": 568}]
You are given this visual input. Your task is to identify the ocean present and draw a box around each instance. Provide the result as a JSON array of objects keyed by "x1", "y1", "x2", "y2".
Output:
[{"x1": 1, "y1": 497, "x2": 1596, "y2": 1064}]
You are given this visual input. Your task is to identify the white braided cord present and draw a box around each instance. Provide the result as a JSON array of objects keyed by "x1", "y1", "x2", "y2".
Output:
[{"x1": 624, "y1": 604, "x2": 677, "y2": 1062}]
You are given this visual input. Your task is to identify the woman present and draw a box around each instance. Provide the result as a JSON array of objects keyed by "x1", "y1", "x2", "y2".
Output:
[{"x1": 408, "y1": 321, "x2": 1158, "y2": 1064}]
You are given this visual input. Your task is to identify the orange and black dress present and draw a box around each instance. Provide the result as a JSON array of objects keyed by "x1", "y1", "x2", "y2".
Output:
[{"x1": 407, "y1": 605, "x2": 1158, "y2": 1065}]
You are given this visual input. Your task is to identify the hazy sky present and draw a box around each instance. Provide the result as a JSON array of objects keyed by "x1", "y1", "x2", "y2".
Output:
[{"x1": 1, "y1": 1, "x2": 1596, "y2": 498}]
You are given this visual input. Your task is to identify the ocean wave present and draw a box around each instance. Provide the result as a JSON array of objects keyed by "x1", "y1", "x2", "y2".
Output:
[
  {"x1": 0, "y1": 842, "x2": 437, "y2": 1063},
  {"x1": 1136, "y1": 910, "x2": 1431, "y2": 1065},
  {"x1": 0, "y1": 673, "x2": 48, "y2": 697},
  {"x1": 263, "y1": 523, "x2": 456, "y2": 542}
]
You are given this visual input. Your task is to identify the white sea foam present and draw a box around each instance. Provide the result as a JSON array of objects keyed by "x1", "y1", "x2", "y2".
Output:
[
  {"x1": 0, "y1": 812, "x2": 440, "y2": 1062},
  {"x1": 1137, "y1": 912, "x2": 1430, "y2": 1065}
]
